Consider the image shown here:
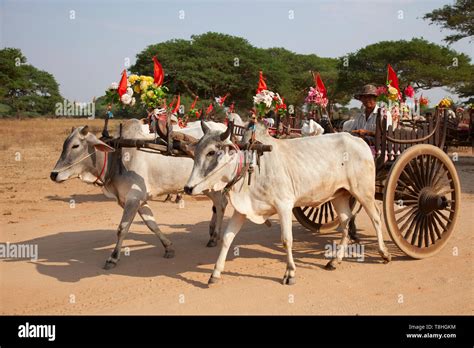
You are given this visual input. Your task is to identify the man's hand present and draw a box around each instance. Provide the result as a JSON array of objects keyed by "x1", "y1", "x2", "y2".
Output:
[{"x1": 351, "y1": 129, "x2": 375, "y2": 137}]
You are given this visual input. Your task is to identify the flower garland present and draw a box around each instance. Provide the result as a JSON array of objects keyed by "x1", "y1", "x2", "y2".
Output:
[
  {"x1": 305, "y1": 87, "x2": 328, "y2": 108},
  {"x1": 253, "y1": 90, "x2": 286, "y2": 117},
  {"x1": 105, "y1": 74, "x2": 168, "y2": 110}
]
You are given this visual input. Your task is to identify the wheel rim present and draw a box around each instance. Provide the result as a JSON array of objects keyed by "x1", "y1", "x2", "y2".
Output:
[
  {"x1": 384, "y1": 145, "x2": 460, "y2": 258},
  {"x1": 294, "y1": 198, "x2": 357, "y2": 232}
]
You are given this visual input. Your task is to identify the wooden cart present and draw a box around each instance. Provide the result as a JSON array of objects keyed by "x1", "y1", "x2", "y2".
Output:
[{"x1": 291, "y1": 108, "x2": 461, "y2": 259}]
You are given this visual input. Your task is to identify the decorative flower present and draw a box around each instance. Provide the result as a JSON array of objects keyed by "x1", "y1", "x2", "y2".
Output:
[
  {"x1": 376, "y1": 86, "x2": 387, "y2": 96},
  {"x1": 128, "y1": 75, "x2": 139, "y2": 84},
  {"x1": 140, "y1": 80, "x2": 150, "y2": 91},
  {"x1": 387, "y1": 86, "x2": 399, "y2": 101},
  {"x1": 121, "y1": 94, "x2": 132, "y2": 105},
  {"x1": 109, "y1": 82, "x2": 118, "y2": 90},
  {"x1": 305, "y1": 87, "x2": 328, "y2": 108},
  {"x1": 404, "y1": 85, "x2": 415, "y2": 98},
  {"x1": 131, "y1": 97, "x2": 136, "y2": 107},
  {"x1": 438, "y1": 98, "x2": 452, "y2": 108},
  {"x1": 419, "y1": 96, "x2": 429, "y2": 106},
  {"x1": 126, "y1": 87, "x2": 133, "y2": 96}
]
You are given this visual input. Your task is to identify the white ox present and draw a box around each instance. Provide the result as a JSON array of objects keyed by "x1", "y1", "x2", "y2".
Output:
[
  {"x1": 301, "y1": 119, "x2": 325, "y2": 136},
  {"x1": 50, "y1": 119, "x2": 228, "y2": 269},
  {"x1": 184, "y1": 122, "x2": 391, "y2": 285}
]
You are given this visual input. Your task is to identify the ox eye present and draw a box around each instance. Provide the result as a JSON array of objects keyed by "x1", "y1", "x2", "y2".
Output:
[
  {"x1": 72, "y1": 144, "x2": 79, "y2": 149},
  {"x1": 207, "y1": 150, "x2": 216, "y2": 157}
]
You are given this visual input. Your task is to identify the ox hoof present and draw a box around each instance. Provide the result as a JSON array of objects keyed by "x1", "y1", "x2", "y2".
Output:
[
  {"x1": 206, "y1": 240, "x2": 218, "y2": 248},
  {"x1": 103, "y1": 260, "x2": 117, "y2": 270},
  {"x1": 349, "y1": 235, "x2": 361, "y2": 243},
  {"x1": 381, "y1": 252, "x2": 392, "y2": 264},
  {"x1": 324, "y1": 261, "x2": 337, "y2": 271},
  {"x1": 208, "y1": 276, "x2": 220, "y2": 286},
  {"x1": 164, "y1": 249, "x2": 175, "y2": 259},
  {"x1": 282, "y1": 276, "x2": 296, "y2": 286}
]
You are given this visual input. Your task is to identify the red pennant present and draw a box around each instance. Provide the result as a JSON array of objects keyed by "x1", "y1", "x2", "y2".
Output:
[
  {"x1": 206, "y1": 103, "x2": 214, "y2": 115},
  {"x1": 387, "y1": 64, "x2": 400, "y2": 93},
  {"x1": 314, "y1": 73, "x2": 327, "y2": 98},
  {"x1": 190, "y1": 96, "x2": 198, "y2": 109},
  {"x1": 168, "y1": 95, "x2": 176, "y2": 108},
  {"x1": 172, "y1": 94, "x2": 180, "y2": 114},
  {"x1": 153, "y1": 56, "x2": 164, "y2": 86},
  {"x1": 256, "y1": 71, "x2": 267, "y2": 93},
  {"x1": 218, "y1": 94, "x2": 229, "y2": 106},
  {"x1": 118, "y1": 70, "x2": 128, "y2": 99}
]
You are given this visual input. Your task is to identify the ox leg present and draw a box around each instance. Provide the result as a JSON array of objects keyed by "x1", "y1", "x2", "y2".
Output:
[
  {"x1": 348, "y1": 216, "x2": 359, "y2": 242},
  {"x1": 207, "y1": 192, "x2": 228, "y2": 248},
  {"x1": 354, "y1": 194, "x2": 391, "y2": 263},
  {"x1": 325, "y1": 194, "x2": 352, "y2": 270},
  {"x1": 104, "y1": 198, "x2": 140, "y2": 270},
  {"x1": 138, "y1": 203, "x2": 175, "y2": 259},
  {"x1": 208, "y1": 211, "x2": 245, "y2": 285},
  {"x1": 279, "y1": 207, "x2": 296, "y2": 285}
]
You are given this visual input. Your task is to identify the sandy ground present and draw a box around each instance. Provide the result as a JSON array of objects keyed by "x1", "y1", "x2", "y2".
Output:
[{"x1": 0, "y1": 119, "x2": 473, "y2": 315}]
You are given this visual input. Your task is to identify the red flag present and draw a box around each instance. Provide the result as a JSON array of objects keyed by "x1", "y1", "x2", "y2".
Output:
[
  {"x1": 168, "y1": 95, "x2": 176, "y2": 108},
  {"x1": 218, "y1": 94, "x2": 228, "y2": 106},
  {"x1": 118, "y1": 70, "x2": 128, "y2": 99},
  {"x1": 256, "y1": 71, "x2": 267, "y2": 93},
  {"x1": 153, "y1": 56, "x2": 164, "y2": 86},
  {"x1": 196, "y1": 109, "x2": 202, "y2": 119},
  {"x1": 206, "y1": 103, "x2": 214, "y2": 115},
  {"x1": 314, "y1": 73, "x2": 327, "y2": 98},
  {"x1": 190, "y1": 96, "x2": 198, "y2": 109},
  {"x1": 172, "y1": 94, "x2": 180, "y2": 114},
  {"x1": 387, "y1": 64, "x2": 400, "y2": 93}
]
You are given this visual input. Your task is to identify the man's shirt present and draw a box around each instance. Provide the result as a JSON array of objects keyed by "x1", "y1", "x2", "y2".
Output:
[{"x1": 349, "y1": 105, "x2": 392, "y2": 132}]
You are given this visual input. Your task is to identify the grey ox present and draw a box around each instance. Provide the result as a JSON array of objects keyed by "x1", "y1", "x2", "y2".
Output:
[
  {"x1": 184, "y1": 122, "x2": 391, "y2": 285},
  {"x1": 50, "y1": 119, "x2": 228, "y2": 269}
]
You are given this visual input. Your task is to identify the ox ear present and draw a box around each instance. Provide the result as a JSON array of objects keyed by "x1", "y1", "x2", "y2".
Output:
[
  {"x1": 80, "y1": 125, "x2": 89, "y2": 136},
  {"x1": 85, "y1": 133, "x2": 115, "y2": 153},
  {"x1": 201, "y1": 119, "x2": 210, "y2": 135}
]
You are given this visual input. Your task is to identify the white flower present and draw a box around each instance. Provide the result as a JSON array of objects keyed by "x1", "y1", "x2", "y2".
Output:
[
  {"x1": 121, "y1": 94, "x2": 132, "y2": 105},
  {"x1": 126, "y1": 87, "x2": 133, "y2": 96},
  {"x1": 109, "y1": 82, "x2": 118, "y2": 90},
  {"x1": 131, "y1": 97, "x2": 136, "y2": 106}
]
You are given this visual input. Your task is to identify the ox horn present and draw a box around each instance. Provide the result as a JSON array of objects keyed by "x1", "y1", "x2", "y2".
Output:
[
  {"x1": 201, "y1": 118, "x2": 210, "y2": 135},
  {"x1": 220, "y1": 121, "x2": 233, "y2": 141}
]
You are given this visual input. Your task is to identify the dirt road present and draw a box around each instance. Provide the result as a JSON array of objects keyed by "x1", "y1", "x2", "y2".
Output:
[{"x1": 0, "y1": 119, "x2": 472, "y2": 314}]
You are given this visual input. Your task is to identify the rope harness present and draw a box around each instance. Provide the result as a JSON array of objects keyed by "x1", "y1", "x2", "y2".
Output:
[{"x1": 56, "y1": 149, "x2": 109, "y2": 187}]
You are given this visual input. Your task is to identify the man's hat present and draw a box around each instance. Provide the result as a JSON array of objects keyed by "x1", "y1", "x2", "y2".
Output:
[{"x1": 354, "y1": 84, "x2": 378, "y2": 100}]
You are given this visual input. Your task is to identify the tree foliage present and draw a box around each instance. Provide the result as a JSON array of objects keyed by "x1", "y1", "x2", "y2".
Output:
[
  {"x1": 130, "y1": 32, "x2": 344, "y2": 112},
  {"x1": 423, "y1": 0, "x2": 474, "y2": 44},
  {"x1": 336, "y1": 38, "x2": 473, "y2": 98},
  {"x1": 0, "y1": 48, "x2": 62, "y2": 116}
]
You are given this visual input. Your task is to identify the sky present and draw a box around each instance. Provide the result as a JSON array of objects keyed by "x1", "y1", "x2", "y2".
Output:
[{"x1": 1, "y1": 0, "x2": 472, "y2": 107}]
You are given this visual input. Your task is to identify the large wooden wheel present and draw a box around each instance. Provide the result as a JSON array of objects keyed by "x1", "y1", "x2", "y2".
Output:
[
  {"x1": 383, "y1": 144, "x2": 461, "y2": 259},
  {"x1": 293, "y1": 198, "x2": 357, "y2": 232}
]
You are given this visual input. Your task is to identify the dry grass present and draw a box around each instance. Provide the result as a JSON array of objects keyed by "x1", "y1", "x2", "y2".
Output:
[{"x1": 0, "y1": 118, "x2": 121, "y2": 151}]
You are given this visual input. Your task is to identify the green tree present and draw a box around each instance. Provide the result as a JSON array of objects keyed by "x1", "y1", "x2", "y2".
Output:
[
  {"x1": 130, "y1": 32, "x2": 343, "y2": 112},
  {"x1": 336, "y1": 38, "x2": 472, "y2": 98},
  {"x1": 0, "y1": 48, "x2": 62, "y2": 116},
  {"x1": 424, "y1": 0, "x2": 474, "y2": 44}
]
